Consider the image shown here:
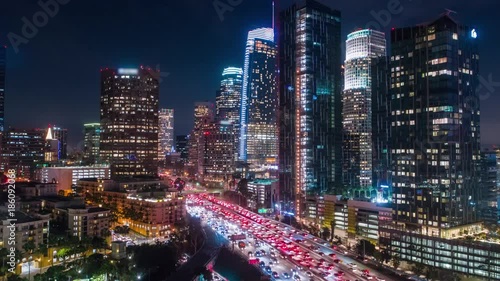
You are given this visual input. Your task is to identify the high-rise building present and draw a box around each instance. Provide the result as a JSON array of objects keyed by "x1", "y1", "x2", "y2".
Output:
[
  {"x1": 200, "y1": 121, "x2": 235, "y2": 187},
  {"x1": 158, "y1": 108, "x2": 174, "y2": 161},
  {"x1": 44, "y1": 127, "x2": 60, "y2": 162},
  {"x1": 239, "y1": 28, "x2": 278, "y2": 169},
  {"x1": 216, "y1": 67, "x2": 243, "y2": 124},
  {"x1": 0, "y1": 128, "x2": 45, "y2": 179},
  {"x1": 45, "y1": 125, "x2": 68, "y2": 159},
  {"x1": 388, "y1": 14, "x2": 480, "y2": 234},
  {"x1": 478, "y1": 149, "x2": 498, "y2": 223},
  {"x1": 175, "y1": 135, "x2": 189, "y2": 163},
  {"x1": 188, "y1": 102, "x2": 214, "y2": 176},
  {"x1": 100, "y1": 67, "x2": 159, "y2": 178},
  {"x1": 0, "y1": 46, "x2": 5, "y2": 132},
  {"x1": 83, "y1": 123, "x2": 101, "y2": 163},
  {"x1": 342, "y1": 29, "x2": 386, "y2": 194},
  {"x1": 216, "y1": 67, "x2": 242, "y2": 161},
  {"x1": 279, "y1": 0, "x2": 342, "y2": 217}
]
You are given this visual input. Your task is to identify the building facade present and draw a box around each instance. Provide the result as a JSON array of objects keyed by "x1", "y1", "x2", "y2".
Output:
[
  {"x1": 0, "y1": 212, "x2": 50, "y2": 252},
  {"x1": 200, "y1": 121, "x2": 235, "y2": 187},
  {"x1": 239, "y1": 28, "x2": 278, "y2": 170},
  {"x1": 1, "y1": 128, "x2": 45, "y2": 179},
  {"x1": 37, "y1": 165, "x2": 110, "y2": 192},
  {"x1": 158, "y1": 108, "x2": 175, "y2": 161},
  {"x1": 175, "y1": 135, "x2": 189, "y2": 163},
  {"x1": 188, "y1": 102, "x2": 214, "y2": 176},
  {"x1": 389, "y1": 15, "x2": 480, "y2": 235},
  {"x1": 342, "y1": 29, "x2": 386, "y2": 192},
  {"x1": 100, "y1": 67, "x2": 159, "y2": 178},
  {"x1": 279, "y1": 0, "x2": 342, "y2": 217},
  {"x1": 83, "y1": 123, "x2": 101, "y2": 163},
  {"x1": 65, "y1": 207, "x2": 111, "y2": 240}
]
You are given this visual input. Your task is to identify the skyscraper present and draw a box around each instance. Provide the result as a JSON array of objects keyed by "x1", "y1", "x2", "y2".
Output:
[
  {"x1": 50, "y1": 126, "x2": 68, "y2": 159},
  {"x1": 158, "y1": 108, "x2": 174, "y2": 161},
  {"x1": 342, "y1": 29, "x2": 386, "y2": 194},
  {"x1": 216, "y1": 67, "x2": 243, "y2": 124},
  {"x1": 175, "y1": 135, "x2": 189, "y2": 163},
  {"x1": 0, "y1": 46, "x2": 5, "y2": 132},
  {"x1": 83, "y1": 123, "x2": 101, "y2": 163},
  {"x1": 216, "y1": 67, "x2": 242, "y2": 161},
  {"x1": 1, "y1": 128, "x2": 45, "y2": 179},
  {"x1": 200, "y1": 121, "x2": 235, "y2": 187},
  {"x1": 389, "y1": 14, "x2": 480, "y2": 235},
  {"x1": 188, "y1": 102, "x2": 214, "y2": 176},
  {"x1": 44, "y1": 127, "x2": 60, "y2": 162},
  {"x1": 100, "y1": 67, "x2": 159, "y2": 178},
  {"x1": 279, "y1": 0, "x2": 342, "y2": 217},
  {"x1": 239, "y1": 28, "x2": 278, "y2": 169}
]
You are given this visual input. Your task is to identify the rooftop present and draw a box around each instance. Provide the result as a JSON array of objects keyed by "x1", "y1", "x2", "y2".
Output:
[{"x1": 0, "y1": 211, "x2": 47, "y2": 223}]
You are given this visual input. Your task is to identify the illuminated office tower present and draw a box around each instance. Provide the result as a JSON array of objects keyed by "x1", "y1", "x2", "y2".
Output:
[
  {"x1": 188, "y1": 102, "x2": 214, "y2": 176},
  {"x1": 0, "y1": 46, "x2": 5, "y2": 132},
  {"x1": 200, "y1": 121, "x2": 235, "y2": 186},
  {"x1": 389, "y1": 14, "x2": 480, "y2": 234},
  {"x1": 100, "y1": 67, "x2": 159, "y2": 178},
  {"x1": 279, "y1": 0, "x2": 342, "y2": 217},
  {"x1": 158, "y1": 108, "x2": 175, "y2": 161},
  {"x1": 216, "y1": 67, "x2": 242, "y2": 161},
  {"x1": 239, "y1": 28, "x2": 278, "y2": 169},
  {"x1": 49, "y1": 126, "x2": 68, "y2": 159},
  {"x1": 83, "y1": 123, "x2": 101, "y2": 163},
  {"x1": 342, "y1": 29, "x2": 386, "y2": 193},
  {"x1": 0, "y1": 128, "x2": 45, "y2": 179},
  {"x1": 216, "y1": 67, "x2": 243, "y2": 124},
  {"x1": 44, "y1": 127, "x2": 60, "y2": 162}
]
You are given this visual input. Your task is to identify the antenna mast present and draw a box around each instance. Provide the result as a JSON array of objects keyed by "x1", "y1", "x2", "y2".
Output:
[{"x1": 272, "y1": 1, "x2": 275, "y2": 30}]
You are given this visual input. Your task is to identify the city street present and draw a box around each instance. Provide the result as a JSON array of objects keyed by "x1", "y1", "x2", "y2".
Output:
[{"x1": 189, "y1": 194, "x2": 396, "y2": 281}]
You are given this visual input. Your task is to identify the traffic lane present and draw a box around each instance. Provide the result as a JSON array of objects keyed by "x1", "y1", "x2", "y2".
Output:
[
  {"x1": 300, "y1": 237, "x2": 393, "y2": 281},
  {"x1": 210, "y1": 213, "x2": 310, "y2": 281}
]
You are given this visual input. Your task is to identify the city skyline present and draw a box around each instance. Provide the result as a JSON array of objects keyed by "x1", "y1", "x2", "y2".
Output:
[{"x1": 2, "y1": 1, "x2": 500, "y2": 147}]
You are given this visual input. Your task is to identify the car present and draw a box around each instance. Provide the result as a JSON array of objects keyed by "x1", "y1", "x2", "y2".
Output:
[
  {"x1": 333, "y1": 259, "x2": 341, "y2": 263},
  {"x1": 349, "y1": 262, "x2": 357, "y2": 268},
  {"x1": 265, "y1": 266, "x2": 272, "y2": 274},
  {"x1": 374, "y1": 277, "x2": 385, "y2": 281},
  {"x1": 328, "y1": 253, "x2": 336, "y2": 257},
  {"x1": 248, "y1": 251, "x2": 253, "y2": 256},
  {"x1": 259, "y1": 261, "x2": 266, "y2": 267},
  {"x1": 272, "y1": 272, "x2": 280, "y2": 278},
  {"x1": 306, "y1": 271, "x2": 313, "y2": 277},
  {"x1": 282, "y1": 272, "x2": 291, "y2": 279},
  {"x1": 293, "y1": 275, "x2": 301, "y2": 280}
]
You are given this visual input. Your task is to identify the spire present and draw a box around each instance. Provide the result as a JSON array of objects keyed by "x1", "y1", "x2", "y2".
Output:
[
  {"x1": 272, "y1": 1, "x2": 275, "y2": 31},
  {"x1": 46, "y1": 127, "x2": 54, "y2": 140}
]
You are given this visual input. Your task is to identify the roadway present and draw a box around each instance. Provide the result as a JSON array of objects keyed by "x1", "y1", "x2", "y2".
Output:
[{"x1": 191, "y1": 194, "x2": 396, "y2": 281}]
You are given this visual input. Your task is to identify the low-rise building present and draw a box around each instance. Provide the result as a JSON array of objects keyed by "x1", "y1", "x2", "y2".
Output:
[
  {"x1": 16, "y1": 182, "x2": 57, "y2": 199},
  {"x1": 247, "y1": 178, "x2": 278, "y2": 210},
  {"x1": 0, "y1": 211, "x2": 49, "y2": 251},
  {"x1": 64, "y1": 207, "x2": 111, "y2": 240},
  {"x1": 36, "y1": 165, "x2": 110, "y2": 192}
]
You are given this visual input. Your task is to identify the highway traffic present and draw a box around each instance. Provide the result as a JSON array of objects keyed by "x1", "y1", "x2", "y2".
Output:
[{"x1": 188, "y1": 194, "x2": 395, "y2": 281}]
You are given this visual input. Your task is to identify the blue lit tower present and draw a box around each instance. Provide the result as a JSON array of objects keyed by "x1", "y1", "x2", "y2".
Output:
[
  {"x1": 239, "y1": 28, "x2": 278, "y2": 169},
  {"x1": 0, "y1": 46, "x2": 5, "y2": 132}
]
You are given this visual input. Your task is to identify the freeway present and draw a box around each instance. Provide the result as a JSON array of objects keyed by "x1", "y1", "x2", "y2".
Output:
[{"x1": 191, "y1": 194, "x2": 396, "y2": 281}]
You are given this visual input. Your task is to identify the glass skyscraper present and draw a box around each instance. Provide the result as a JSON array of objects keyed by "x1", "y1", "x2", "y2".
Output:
[
  {"x1": 388, "y1": 14, "x2": 480, "y2": 235},
  {"x1": 158, "y1": 108, "x2": 175, "y2": 160},
  {"x1": 216, "y1": 67, "x2": 242, "y2": 161},
  {"x1": 239, "y1": 28, "x2": 278, "y2": 170},
  {"x1": 216, "y1": 67, "x2": 243, "y2": 124},
  {"x1": 83, "y1": 123, "x2": 101, "y2": 163},
  {"x1": 100, "y1": 67, "x2": 159, "y2": 178},
  {"x1": 279, "y1": 0, "x2": 342, "y2": 217},
  {"x1": 342, "y1": 29, "x2": 386, "y2": 193}
]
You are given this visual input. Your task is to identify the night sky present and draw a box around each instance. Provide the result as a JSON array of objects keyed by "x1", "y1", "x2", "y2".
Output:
[{"x1": 0, "y1": 0, "x2": 499, "y2": 150}]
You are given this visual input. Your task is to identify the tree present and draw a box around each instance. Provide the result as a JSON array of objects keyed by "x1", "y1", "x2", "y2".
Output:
[
  {"x1": 330, "y1": 220, "x2": 336, "y2": 241},
  {"x1": 236, "y1": 178, "x2": 249, "y2": 198},
  {"x1": 355, "y1": 239, "x2": 375, "y2": 257},
  {"x1": 392, "y1": 254, "x2": 401, "y2": 269},
  {"x1": 412, "y1": 262, "x2": 426, "y2": 276},
  {"x1": 321, "y1": 227, "x2": 331, "y2": 241},
  {"x1": 373, "y1": 250, "x2": 384, "y2": 265},
  {"x1": 22, "y1": 240, "x2": 36, "y2": 255},
  {"x1": 381, "y1": 249, "x2": 391, "y2": 263},
  {"x1": 7, "y1": 275, "x2": 27, "y2": 281}
]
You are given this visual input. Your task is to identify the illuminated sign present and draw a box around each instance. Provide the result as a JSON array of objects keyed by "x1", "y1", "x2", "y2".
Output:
[
  {"x1": 118, "y1": 68, "x2": 138, "y2": 75},
  {"x1": 471, "y1": 29, "x2": 477, "y2": 39}
]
